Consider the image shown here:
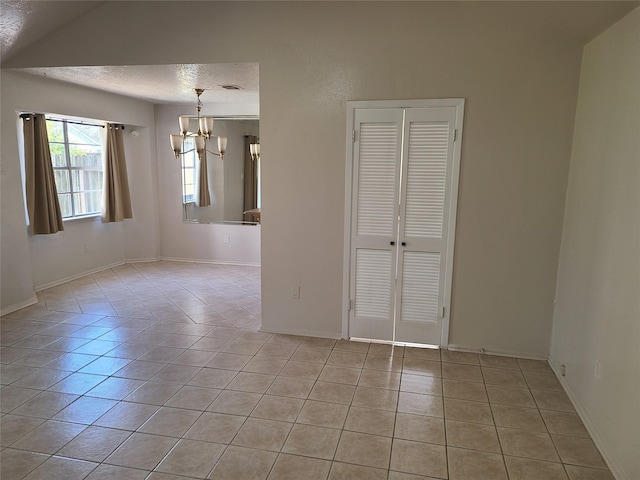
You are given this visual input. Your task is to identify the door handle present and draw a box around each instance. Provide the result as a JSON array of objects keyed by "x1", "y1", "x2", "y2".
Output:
[
  {"x1": 390, "y1": 241, "x2": 395, "y2": 246},
  {"x1": 401, "y1": 242, "x2": 406, "y2": 246}
]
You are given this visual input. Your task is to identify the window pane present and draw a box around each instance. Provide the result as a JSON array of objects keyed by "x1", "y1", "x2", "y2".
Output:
[
  {"x1": 70, "y1": 150, "x2": 102, "y2": 168},
  {"x1": 73, "y1": 191, "x2": 101, "y2": 216},
  {"x1": 46, "y1": 120, "x2": 64, "y2": 142},
  {"x1": 68, "y1": 123, "x2": 102, "y2": 145},
  {"x1": 58, "y1": 193, "x2": 72, "y2": 218},
  {"x1": 54, "y1": 169, "x2": 71, "y2": 194},
  {"x1": 72, "y1": 170, "x2": 103, "y2": 192},
  {"x1": 49, "y1": 145, "x2": 67, "y2": 165}
]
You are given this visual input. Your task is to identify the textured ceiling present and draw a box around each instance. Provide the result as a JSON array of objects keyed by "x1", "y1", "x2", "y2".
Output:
[{"x1": 8, "y1": 64, "x2": 260, "y2": 105}]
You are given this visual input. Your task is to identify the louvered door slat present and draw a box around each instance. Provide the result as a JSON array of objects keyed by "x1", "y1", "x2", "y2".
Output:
[
  {"x1": 399, "y1": 252, "x2": 440, "y2": 324},
  {"x1": 356, "y1": 123, "x2": 398, "y2": 237},
  {"x1": 404, "y1": 122, "x2": 449, "y2": 239},
  {"x1": 354, "y1": 249, "x2": 392, "y2": 319}
]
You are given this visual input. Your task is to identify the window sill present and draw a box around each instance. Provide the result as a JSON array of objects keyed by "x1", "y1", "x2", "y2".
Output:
[{"x1": 63, "y1": 214, "x2": 101, "y2": 224}]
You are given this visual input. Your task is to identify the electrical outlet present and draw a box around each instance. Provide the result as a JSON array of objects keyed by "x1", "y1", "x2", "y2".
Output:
[
  {"x1": 594, "y1": 361, "x2": 602, "y2": 380},
  {"x1": 291, "y1": 286, "x2": 300, "y2": 299},
  {"x1": 560, "y1": 364, "x2": 566, "y2": 376},
  {"x1": 224, "y1": 235, "x2": 230, "y2": 244}
]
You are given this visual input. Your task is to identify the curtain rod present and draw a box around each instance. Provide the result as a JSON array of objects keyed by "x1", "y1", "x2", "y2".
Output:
[{"x1": 20, "y1": 113, "x2": 115, "y2": 129}]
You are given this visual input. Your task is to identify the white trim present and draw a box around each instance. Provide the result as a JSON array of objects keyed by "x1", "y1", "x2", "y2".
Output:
[
  {"x1": 160, "y1": 257, "x2": 260, "y2": 267},
  {"x1": 33, "y1": 260, "x2": 127, "y2": 291},
  {"x1": 31, "y1": 256, "x2": 258, "y2": 292},
  {"x1": 259, "y1": 326, "x2": 341, "y2": 339},
  {"x1": 549, "y1": 356, "x2": 627, "y2": 480},
  {"x1": 1, "y1": 294, "x2": 39, "y2": 316},
  {"x1": 446, "y1": 343, "x2": 548, "y2": 361}
]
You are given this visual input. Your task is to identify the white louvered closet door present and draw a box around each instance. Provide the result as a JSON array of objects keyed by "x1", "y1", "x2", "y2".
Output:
[
  {"x1": 348, "y1": 108, "x2": 403, "y2": 341},
  {"x1": 395, "y1": 107, "x2": 456, "y2": 344},
  {"x1": 347, "y1": 102, "x2": 461, "y2": 346}
]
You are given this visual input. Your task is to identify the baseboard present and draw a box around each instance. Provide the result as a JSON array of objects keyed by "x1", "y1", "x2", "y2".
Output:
[
  {"x1": 33, "y1": 260, "x2": 127, "y2": 291},
  {"x1": 1, "y1": 294, "x2": 39, "y2": 316},
  {"x1": 161, "y1": 257, "x2": 261, "y2": 267},
  {"x1": 548, "y1": 356, "x2": 627, "y2": 480},
  {"x1": 259, "y1": 325, "x2": 341, "y2": 340},
  {"x1": 446, "y1": 343, "x2": 548, "y2": 361}
]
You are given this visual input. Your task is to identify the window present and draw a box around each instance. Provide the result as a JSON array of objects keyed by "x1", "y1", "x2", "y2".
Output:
[
  {"x1": 46, "y1": 118, "x2": 104, "y2": 219},
  {"x1": 181, "y1": 137, "x2": 196, "y2": 204}
]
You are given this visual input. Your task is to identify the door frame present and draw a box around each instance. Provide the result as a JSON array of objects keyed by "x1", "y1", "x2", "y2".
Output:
[{"x1": 342, "y1": 98, "x2": 465, "y2": 346}]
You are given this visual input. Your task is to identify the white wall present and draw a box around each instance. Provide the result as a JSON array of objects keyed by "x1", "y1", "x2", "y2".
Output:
[
  {"x1": 3, "y1": 2, "x2": 587, "y2": 356},
  {"x1": 1, "y1": 71, "x2": 159, "y2": 310},
  {"x1": 550, "y1": 8, "x2": 640, "y2": 480},
  {"x1": 155, "y1": 104, "x2": 261, "y2": 265}
]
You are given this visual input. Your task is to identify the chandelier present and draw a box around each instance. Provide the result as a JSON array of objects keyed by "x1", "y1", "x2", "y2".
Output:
[{"x1": 169, "y1": 88, "x2": 227, "y2": 160}]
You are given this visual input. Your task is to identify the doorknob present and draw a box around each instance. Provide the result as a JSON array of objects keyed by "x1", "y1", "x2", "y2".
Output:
[
  {"x1": 401, "y1": 242, "x2": 406, "y2": 246},
  {"x1": 390, "y1": 241, "x2": 395, "y2": 246}
]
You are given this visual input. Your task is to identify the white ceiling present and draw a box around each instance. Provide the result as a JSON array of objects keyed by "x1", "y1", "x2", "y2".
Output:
[{"x1": 8, "y1": 63, "x2": 260, "y2": 106}]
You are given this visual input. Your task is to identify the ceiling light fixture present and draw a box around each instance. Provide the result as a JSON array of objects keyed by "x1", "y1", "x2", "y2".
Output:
[{"x1": 169, "y1": 88, "x2": 227, "y2": 160}]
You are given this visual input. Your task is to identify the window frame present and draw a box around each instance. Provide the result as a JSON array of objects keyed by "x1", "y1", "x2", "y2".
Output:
[{"x1": 46, "y1": 117, "x2": 105, "y2": 220}]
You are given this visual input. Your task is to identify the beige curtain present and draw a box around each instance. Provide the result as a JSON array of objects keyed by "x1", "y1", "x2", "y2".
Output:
[
  {"x1": 196, "y1": 152, "x2": 211, "y2": 207},
  {"x1": 243, "y1": 135, "x2": 258, "y2": 222},
  {"x1": 102, "y1": 124, "x2": 132, "y2": 222},
  {"x1": 22, "y1": 113, "x2": 64, "y2": 235}
]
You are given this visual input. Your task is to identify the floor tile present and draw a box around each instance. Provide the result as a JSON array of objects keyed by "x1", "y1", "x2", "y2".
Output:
[
  {"x1": 345, "y1": 405, "x2": 395, "y2": 436},
  {"x1": 505, "y1": 456, "x2": 569, "y2": 480},
  {"x1": 491, "y1": 404, "x2": 547, "y2": 432},
  {"x1": 0, "y1": 414, "x2": 45, "y2": 447},
  {"x1": 394, "y1": 413, "x2": 445, "y2": 445},
  {"x1": 540, "y1": 410, "x2": 590, "y2": 438},
  {"x1": 0, "y1": 448, "x2": 49, "y2": 480},
  {"x1": 352, "y1": 385, "x2": 398, "y2": 411},
  {"x1": 282, "y1": 423, "x2": 341, "y2": 459},
  {"x1": 155, "y1": 438, "x2": 225, "y2": 478},
  {"x1": 84, "y1": 464, "x2": 149, "y2": 479},
  {"x1": 251, "y1": 394, "x2": 304, "y2": 422},
  {"x1": 57, "y1": 426, "x2": 132, "y2": 462},
  {"x1": 11, "y1": 419, "x2": 86, "y2": 454},
  {"x1": 486, "y1": 384, "x2": 536, "y2": 407},
  {"x1": 232, "y1": 417, "x2": 293, "y2": 451},
  {"x1": 447, "y1": 446, "x2": 508, "y2": 480},
  {"x1": 105, "y1": 432, "x2": 178, "y2": 470},
  {"x1": 443, "y1": 379, "x2": 488, "y2": 402},
  {"x1": 397, "y1": 392, "x2": 443, "y2": 417},
  {"x1": 564, "y1": 465, "x2": 615, "y2": 480},
  {"x1": 390, "y1": 438, "x2": 447, "y2": 478},
  {"x1": 358, "y1": 369, "x2": 400, "y2": 390},
  {"x1": 334, "y1": 430, "x2": 392, "y2": 469},
  {"x1": 52, "y1": 396, "x2": 118, "y2": 424},
  {"x1": 296, "y1": 400, "x2": 349, "y2": 429},
  {"x1": 309, "y1": 381, "x2": 356, "y2": 404},
  {"x1": 165, "y1": 385, "x2": 221, "y2": 410},
  {"x1": 400, "y1": 374, "x2": 442, "y2": 396},
  {"x1": 209, "y1": 445, "x2": 277, "y2": 480},
  {"x1": 137, "y1": 406, "x2": 201, "y2": 437},
  {"x1": 497, "y1": 427, "x2": 560, "y2": 462},
  {"x1": 21, "y1": 455, "x2": 98, "y2": 480},
  {"x1": 446, "y1": 419, "x2": 501, "y2": 453},
  {"x1": 319, "y1": 365, "x2": 362, "y2": 385},
  {"x1": 328, "y1": 462, "x2": 387, "y2": 480},
  {"x1": 444, "y1": 397, "x2": 493, "y2": 424},
  {"x1": 551, "y1": 434, "x2": 609, "y2": 469},
  {"x1": 267, "y1": 453, "x2": 331, "y2": 480},
  {"x1": 184, "y1": 411, "x2": 246, "y2": 443},
  {"x1": 94, "y1": 401, "x2": 160, "y2": 430}
]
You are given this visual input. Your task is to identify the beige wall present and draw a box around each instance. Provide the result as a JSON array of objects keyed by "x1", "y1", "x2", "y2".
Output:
[
  {"x1": 3, "y1": 2, "x2": 586, "y2": 356},
  {"x1": 550, "y1": 8, "x2": 640, "y2": 479}
]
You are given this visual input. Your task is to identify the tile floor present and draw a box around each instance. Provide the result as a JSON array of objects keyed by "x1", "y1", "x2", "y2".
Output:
[{"x1": 1, "y1": 261, "x2": 614, "y2": 480}]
